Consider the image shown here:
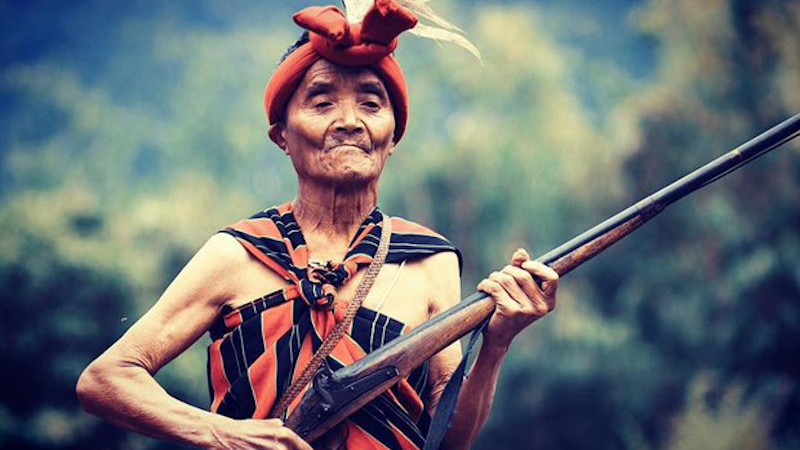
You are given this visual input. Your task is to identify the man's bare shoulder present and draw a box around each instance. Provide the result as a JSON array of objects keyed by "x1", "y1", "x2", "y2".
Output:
[
  {"x1": 389, "y1": 214, "x2": 461, "y2": 308},
  {"x1": 404, "y1": 251, "x2": 460, "y2": 316},
  {"x1": 197, "y1": 232, "x2": 289, "y2": 309},
  {"x1": 414, "y1": 250, "x2": 459, "y2": 273},
  {"x1": 163, "y1": 233, "x2": 252, "y2": 307},
  {"x1": 197, "y1": 232, "x2": 252, "y2": 265}
]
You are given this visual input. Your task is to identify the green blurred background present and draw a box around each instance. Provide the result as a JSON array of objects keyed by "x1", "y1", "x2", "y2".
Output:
[{"x1": 1, "y1": 0, "x2": 798, "y2": 448}]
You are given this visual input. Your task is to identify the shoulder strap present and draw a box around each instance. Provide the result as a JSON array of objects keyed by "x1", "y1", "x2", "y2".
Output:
[
  {"x1": 269, "y1": 213, "x2": 393, "y2": 418},
  {"x1": 423, "y1": 316, "x2": 490, "y2": 450}
]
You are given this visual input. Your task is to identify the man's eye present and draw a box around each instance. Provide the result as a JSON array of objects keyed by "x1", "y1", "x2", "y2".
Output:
[
  {"x1": 363, "y1": 101, "x2": 380, "y2": 109},
  {"x1": 314, "y1": 101, "x2": 333, "y2": 108}
]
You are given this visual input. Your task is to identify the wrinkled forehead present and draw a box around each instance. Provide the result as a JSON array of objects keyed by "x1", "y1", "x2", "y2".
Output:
[{"x1": 292, "y1": 59, "x2": 391, "y2": 101}]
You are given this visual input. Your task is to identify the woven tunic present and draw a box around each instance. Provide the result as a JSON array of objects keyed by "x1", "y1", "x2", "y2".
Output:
[{"x1": 207, "y1": 203, "x2": 460, "y2": 449}]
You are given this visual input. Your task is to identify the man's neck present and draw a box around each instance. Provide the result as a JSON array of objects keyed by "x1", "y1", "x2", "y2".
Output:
[{"x1": 292, "y1": 179, "x2": 379, "y2": 254}]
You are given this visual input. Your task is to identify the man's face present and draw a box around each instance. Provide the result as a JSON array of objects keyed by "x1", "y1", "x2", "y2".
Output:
[{"x1": 277, "y1": 59, "x2": 396, "y2": 186}]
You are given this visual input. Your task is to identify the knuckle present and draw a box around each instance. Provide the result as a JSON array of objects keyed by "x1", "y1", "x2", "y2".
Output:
[
  {"x1": 496, "y1": 273, "x2": 516, "y2": 288},
  {"x1": 480, "y1": 280, "x2": 500, "y2": 293},
  {"x1": 274, "y1": 427, "x2": 291, "y2": 440},
  {"x1": 504, "y1": 265, "x2": 530, "y2": 283},
  {"x1": 489, "y1": 271, "x2": 503, "y2": 281},
  {"x1": 516, "y1": 303, "x2": 533, "y2": 314},
  {"x1": 518, "y1": 271, "x2": 535, "y2": 286}
]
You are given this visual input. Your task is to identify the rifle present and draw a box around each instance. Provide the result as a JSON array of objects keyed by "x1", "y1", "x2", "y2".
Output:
[{"x1": 285, "y1": 113, "x2": 800, "y2": 443}]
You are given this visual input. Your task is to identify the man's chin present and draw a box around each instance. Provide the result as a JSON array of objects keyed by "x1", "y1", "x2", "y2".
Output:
[{"x1": 320, "y1": 169, "x2": 379, "y2": 186}]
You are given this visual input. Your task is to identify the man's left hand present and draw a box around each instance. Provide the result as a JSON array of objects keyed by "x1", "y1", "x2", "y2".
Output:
[{"x1": 477, "y1": 248, "x2": 558, "y2": 350}]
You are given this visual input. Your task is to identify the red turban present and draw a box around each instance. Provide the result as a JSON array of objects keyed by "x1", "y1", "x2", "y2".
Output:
[{"x1": 265, "y1": 0, "x2": 418, "y2": 144}]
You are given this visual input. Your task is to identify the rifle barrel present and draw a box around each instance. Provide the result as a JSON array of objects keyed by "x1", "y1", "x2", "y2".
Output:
[{"x1": 536, "y1": 113, "x2": 800, "y2": 265}]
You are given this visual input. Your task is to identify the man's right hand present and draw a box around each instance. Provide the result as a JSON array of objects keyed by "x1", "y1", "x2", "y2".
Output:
[{"x1": 208, "y1": 418, "x2": 312, "y2": 450}]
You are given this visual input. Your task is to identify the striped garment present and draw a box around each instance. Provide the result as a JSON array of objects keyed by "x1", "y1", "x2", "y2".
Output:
[{"x1": 207, "y1": 202, "x2": 460, "y2": 449}]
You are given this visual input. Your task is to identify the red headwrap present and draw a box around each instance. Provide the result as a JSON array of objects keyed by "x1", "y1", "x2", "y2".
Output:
[{"x1": 265, "y1": 0, "x2": 418, "y2": 144}]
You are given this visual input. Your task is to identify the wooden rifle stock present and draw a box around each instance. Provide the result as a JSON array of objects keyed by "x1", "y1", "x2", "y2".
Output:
[{"x1": 285, "y1": 114, "x2": 800, "y2": 443}]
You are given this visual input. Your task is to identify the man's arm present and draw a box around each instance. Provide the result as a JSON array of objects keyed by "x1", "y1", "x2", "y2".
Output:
[
  {"x1": 425, "y1": 249, "x2": 558, "y2": 450},
  {"x1": 76, "y1": 233, "x2": 311, "y2": 449}
]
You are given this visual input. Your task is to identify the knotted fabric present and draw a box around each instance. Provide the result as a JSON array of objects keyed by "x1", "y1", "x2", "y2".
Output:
[
  {"x1": 207, "y1": 202, "x2": 461, "y2": 448},
  {"x1": 265, "y1": 0, "x2": 418, "y2": 144},
  {"x1": 220, "y1": 202, "x2": 459, "y2": 321}
]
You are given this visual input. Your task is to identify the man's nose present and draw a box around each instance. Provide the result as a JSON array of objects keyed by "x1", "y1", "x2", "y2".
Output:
[{"x1": 333, "y1": 102, "x2": 364, "y2": 135}]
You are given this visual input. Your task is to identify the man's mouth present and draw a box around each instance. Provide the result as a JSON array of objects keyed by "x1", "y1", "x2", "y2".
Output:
[{"x1": 329, "y1": 143, "x2": 370, "y2": 153}]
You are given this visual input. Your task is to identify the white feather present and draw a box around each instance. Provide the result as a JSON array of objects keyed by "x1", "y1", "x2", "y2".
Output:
[
  {"x1": 409, "y1": 23, "x2": 482, "y2": 60},
  {"x1": 396, "y1": 0, "x2": 481, "y2": 60},
  {"x1": 343, "y1": 0, "x2": 373, "y2": 23},
  {"x1": 342, "y1": 0, "x2": 480, "y2": 60}
]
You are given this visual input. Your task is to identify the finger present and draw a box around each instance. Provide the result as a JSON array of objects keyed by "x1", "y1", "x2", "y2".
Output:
[
  {"x1": 275, "y1": 427, "x2": 313, "y2": 450},
  {"x1": 511, "y1": 248, "x2": 531, "y2": 267},
  {"x1": 498, "y1": 268, "x2": 548, "y2": 316},
  {"x1": 478, "y1": 277, "x2": 508, "y2": 299},
  {"x1": 521, "y1": 261, "x2": 558, "y2": 311},
  {"x1": 293, "y1": 434, "x2": 314, "y2": 450},
  {"x1": 520, "y1": 260, "x2": 558, "y2": 280},
  {"x1": 478, "y1": 279, "x2": 521, "y2": 313},
  {"x1": 488, "y1": 268, "x2": 550, "y2": 316},
  {"x1": 488, "y1": 271, "x2": 530, "y2": 310},
  {"x1": 521, "y1": 261, "x2": 558, "y2": 291},
  {"x1": 264, "y1": 418, "x2": 283, "y2": 427},
  {"x1": 500, "y1": 265, "x2": 550, "y2": 315},
  {"x1": 501, "y1": 264, "x2": 541, "y2": 302}
]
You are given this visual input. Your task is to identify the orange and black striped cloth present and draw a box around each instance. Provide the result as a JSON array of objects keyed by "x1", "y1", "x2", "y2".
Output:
[{"x1": 207, "y1": 202, "x2": 460, "y2": 449}]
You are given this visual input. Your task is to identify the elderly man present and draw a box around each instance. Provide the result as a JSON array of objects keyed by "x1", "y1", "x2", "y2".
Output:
[{"x1": 77, "y1": 2, "x2": 558, "y2": 449}]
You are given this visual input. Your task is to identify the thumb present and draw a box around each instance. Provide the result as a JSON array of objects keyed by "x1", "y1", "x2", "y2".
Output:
[{"x1": 511, "y1": 248, "x2": 530, "y2": 267}]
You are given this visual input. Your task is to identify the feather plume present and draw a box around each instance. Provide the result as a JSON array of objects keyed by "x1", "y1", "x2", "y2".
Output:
[
  {"x1": 342, "y1": 0, "x2": 373, "y2": 23},
  {"x1": 341, "y1": 0, "x2": 481, "y2": 60}
]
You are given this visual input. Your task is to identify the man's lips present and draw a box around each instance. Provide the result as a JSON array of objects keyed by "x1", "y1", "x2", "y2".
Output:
[{"x1": 328, "y1": 143, "x2": 371, "y2": 153}]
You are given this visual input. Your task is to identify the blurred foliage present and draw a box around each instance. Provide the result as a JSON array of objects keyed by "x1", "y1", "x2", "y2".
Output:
[
  {"x1": 665, "y1": 373, "x2": 778, "y2": 450},
  {"x1": 0, "y1": 0, "x2": 798, "y2": 449}
]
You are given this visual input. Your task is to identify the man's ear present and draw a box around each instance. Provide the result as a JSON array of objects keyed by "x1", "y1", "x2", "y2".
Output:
[{"x1": 269, "y1": 122, "x2": 289, "y2": 154}]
